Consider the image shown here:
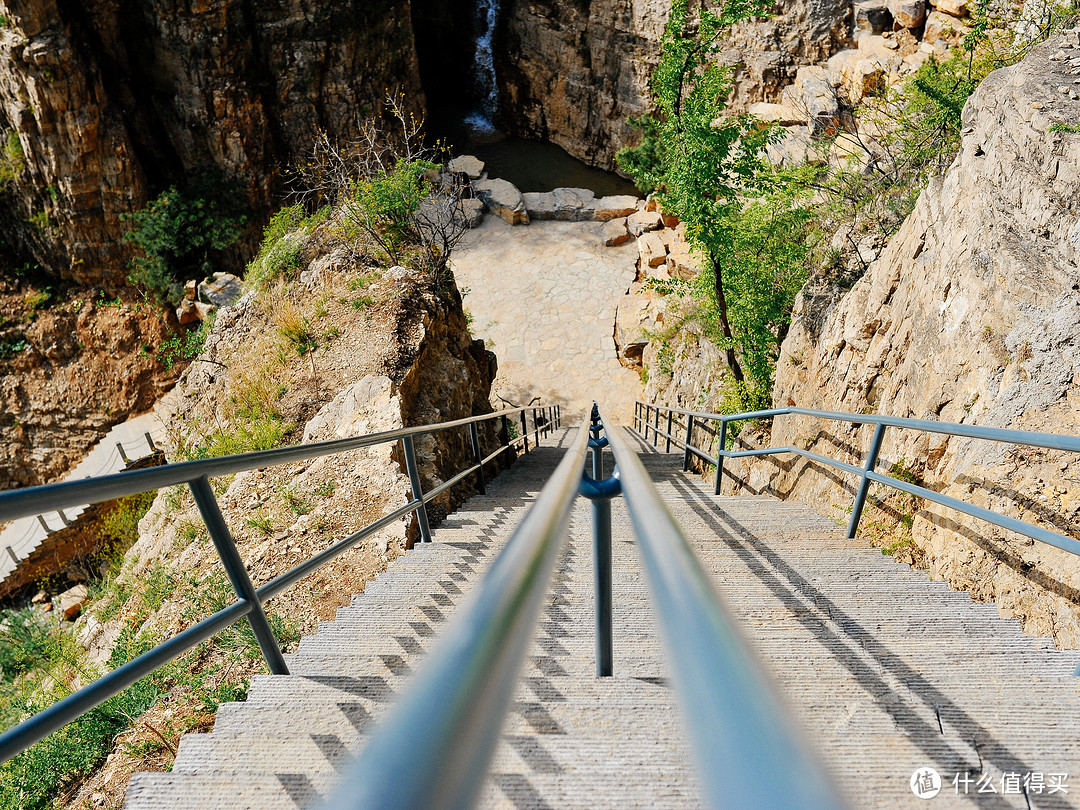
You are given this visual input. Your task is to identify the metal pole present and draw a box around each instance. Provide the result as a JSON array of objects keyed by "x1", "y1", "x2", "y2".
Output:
[
  {"x1": 145, "y1": 432, "x2": 158, "y2": 453},
  {"x1": 189, "y1": 475, "x2": 289, "y2": 676},
  {"x1": 402, "y1": 435, "x2": 433, "y2": 543},
  {"x1": 5, "y1": 546, "x2": 17, "y2": 564},
  {"x1": 520, "y1": 411, "x2": 529, "y2": 453},
  {"x1": 468, "y1": 422, "x2": 486, "y2": 495},
  {"x1": 501, "y1": 414, "x2": 509, "y2": 453},
  {"x1": 533, "y1": 409, "x2": 540, "y2": 448},
  {"x1": 683, "y1": 415, "x2": 694, "y2": 472},
  {"x1": 714, "y1": 419, "x2": 727, "y2": 496},
  {"x1": 593, "y1": 496, "x2": 613, "y2": 677},
  {"x1": 665, "y1": 410, "x2": 674, "y2": 453},
  {"x1": 116, "y1": 442, "x2": 130, "y2": 464},
  {"x1": 653, "y1": 406, "x2": 661, "y2": 448},
  {"x1": 847, "y1": 423, "x2": 887, "y2": 539}
]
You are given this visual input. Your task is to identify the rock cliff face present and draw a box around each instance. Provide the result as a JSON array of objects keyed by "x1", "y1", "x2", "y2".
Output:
[
  {"x1": 496, "y1": 0, "x2": 851, "y2": 168},
  {"x1": 0, "y1": 0, "x2": 423, "y2": 284},
  {"x1": 724, "y1": 35, "x2": 1080, "y2": 646}
]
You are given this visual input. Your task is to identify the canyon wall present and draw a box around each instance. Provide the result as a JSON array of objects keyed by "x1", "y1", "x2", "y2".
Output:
[
  {"x1": 718, "y1": 35, "x2": 1080, "y2": 646},
  {"x1": 496, "y1": 0, "x2": 851, "y2": 169},
  {"x1": 0, "y1": 0, "x2": 424, "y2": 284}
]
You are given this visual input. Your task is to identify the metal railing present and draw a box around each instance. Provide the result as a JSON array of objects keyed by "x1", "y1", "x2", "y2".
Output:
[
  {"x1": 323, "y1": 404, "x2": 848, "y2": 809},
  {"x1": 0, "y1": 403, "x2": 561, "y2": 763},
  {"x1": 634, "y1": 401, "x2": 1080, "y2": 557}
]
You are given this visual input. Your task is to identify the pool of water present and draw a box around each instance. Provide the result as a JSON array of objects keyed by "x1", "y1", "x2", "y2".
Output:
[{"x1": 447, "y1": 127, "x2": 640, "y2": 197}]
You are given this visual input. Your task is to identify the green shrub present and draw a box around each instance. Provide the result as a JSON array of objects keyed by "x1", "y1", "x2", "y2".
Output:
[
  {"x1": 123, "y1": 185, "x2": 244, "y2": 305},
  {"x1": 246, "y1": 204, "x2": 308, "y2": 289},
  {"x1": 158, "y1": 312, "x2": 215, "y2": 371},
  {"x1": 0, "y1": 608, "x2": 52, "y2": 682}
]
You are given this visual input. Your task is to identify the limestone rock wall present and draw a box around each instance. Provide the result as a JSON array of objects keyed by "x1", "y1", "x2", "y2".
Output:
[
  {"x1": 724, "y1": 35, "x2": 1080, "y2": 647},
  {"x1": 495, "y1": 0, "x2": 851, "y2": 168},
  {"x1": 0, "y1": 0, "x2": 423, "y2": 284}
]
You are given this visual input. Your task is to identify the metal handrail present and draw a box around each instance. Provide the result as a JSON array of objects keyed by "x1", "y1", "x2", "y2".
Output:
[
  {"x1": 0, "y1": 402, "x2": 562, "y2": 763},
  {"x1": 321, "y1": 417, "x2": 589, "y2": 809},
  {"x1": 603, "y1": 407, "x2": 848, "y2": 809},
  {"x1": 633, "y1": 401, "x2": 1080, "y2": 556}
]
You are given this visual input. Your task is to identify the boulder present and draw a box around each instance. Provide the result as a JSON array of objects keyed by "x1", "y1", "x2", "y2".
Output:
[
  {"x1": 447, "y1": 155, "x2": 485, "y2": 179},
  {"x1": 637, "y1": 231, "x2": 667, "y2": 269},
  {"x1": 828, "y1": 51, "x2": 887, "y2": 102},
  {"x1": 929, "y1": 0, "x2": 966, "y2": 15},
  {"x1": 57, "y1": 584, "x2": 88, "y2": 620},
  {"x1": 793, "y1": 66, "x2": 840, "y2": 137},
  {"x1": 888, "y1": 0, "x2": 926, "y2": 28},
  {"x1": 749, "y1": 101, "x2": 805, "y2": 126},
  {"x1": 176, "y1": 298, "x2": 216, "y2": 326},
  {"x1": 473, "y1": 178, "x2": 530, "y2": 225},
  {"x1": 854, "y1": 0, "x2": 893, "y2": 34},
  {"x1": 627, "y1": 209, "x2": 664, "y2": 236},
  {"x1": 924, "y1": 10, "x2": 969, "y2": 45},
  {"x1": 593, "y1": 195, "x2": 639, "y2": 221},
  {"x1": 766, "y1": 126, "x2": 816, "y2": 168},
  {"x1": 602, "y1": 217, "x2": 632, "y2": 247},
  {"x1": 183, "y1": 279, "x2": 198, "y2": 301},
  {"x1": 455, "y1": 198, "x2": 485, "y2": 228},
  {"x1": 523, "y1": 187, "x2": 597, "y2": 221},
  {"x1": 198, "y1": 272, "x2": 243, "y2": 307},
  {"x1": 614, "y1": 283, "x2": 663, "y2": 368}
]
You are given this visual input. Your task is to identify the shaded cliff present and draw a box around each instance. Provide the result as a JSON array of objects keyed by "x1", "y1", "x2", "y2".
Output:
[{"x1": 0, "y1": 0, "x2": 424, "y2": 284}]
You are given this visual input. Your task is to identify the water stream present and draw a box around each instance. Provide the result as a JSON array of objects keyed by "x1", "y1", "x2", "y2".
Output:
[{"x1": 464, "y1": 0, "x2": 500, "y2": 132}]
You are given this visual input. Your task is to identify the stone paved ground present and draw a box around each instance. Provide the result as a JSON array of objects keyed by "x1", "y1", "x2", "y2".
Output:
[{"x1": 450, "y1": 217, "x2": 642, "y2": 423}]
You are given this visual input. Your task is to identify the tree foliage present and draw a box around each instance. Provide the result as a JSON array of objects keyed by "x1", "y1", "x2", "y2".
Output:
[
  {"x1": 123, "y1": 182, "x2": 245, "y2": 305},
  {"x1": 617, "y1": 0, "x2": 812, "y2": 407},
  {"x1": 291, "y1": 95, "x2": 468, "y2": 288}
]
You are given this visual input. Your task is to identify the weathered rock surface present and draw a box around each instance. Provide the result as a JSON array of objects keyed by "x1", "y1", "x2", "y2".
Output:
[
  {"x1": 602, "y1": 217, "x2": 632, "y2": 247},
  {"x1": 0, "y1": 0, "x2": 424, "y2": 284},
  {"x1": 593, "y1": 195, "x2": 639, "y2": 222},
  {"x1": 474, "y1": 178, "x2": 529, "y2": 226},
  {"x1": 854, "y1": 0, "x2": 894, "y2": 34},
  {"x1": 725, "y1": 36, "x2": 1080, "y2": 647},
  {"x1": 888, "y1": 0, "x2": 927, "y2": 28}
]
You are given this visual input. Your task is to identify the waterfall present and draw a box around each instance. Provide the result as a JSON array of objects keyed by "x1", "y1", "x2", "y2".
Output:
[{"x1": 465, "y1": 0, "x2": 499, "y2": 132}]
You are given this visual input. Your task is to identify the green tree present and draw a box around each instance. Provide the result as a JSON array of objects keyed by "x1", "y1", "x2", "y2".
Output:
[
  {"x1": 618, "y1": 0, "x2": 813, "y2": 405},
  {"x1": 123, "y1": 183, "x2": 245, "y2": 304}
]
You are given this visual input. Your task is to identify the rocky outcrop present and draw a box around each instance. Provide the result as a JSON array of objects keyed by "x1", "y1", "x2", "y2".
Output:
[
  {"x1": 0, "y1": 0, "x2": 424, "y2": 284},
  {"x1": 0, "y1": 285, "x2": 179, "y2": 490},
  {"x1": 497, "y1": 0, "x2": 852, "y2": 168},
  {"x1": 724, "y1": 35, "x2": 1080, "y2": 647}
]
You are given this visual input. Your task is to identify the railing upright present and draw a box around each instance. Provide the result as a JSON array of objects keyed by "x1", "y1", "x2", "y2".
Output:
[
  {"x1": 189, "y1": 475, "x2": 289, "y2": 675},
  {"x1": 714, "y1": 419, "x2": 727, "y2": 496},
  {"x1": 520, "y1": 411, "x2": 529, "y2": 453},
  {"x1": 846, "y1": 423, "x2": 886, "y2": 539},
  {"x1": 534, "y1": 409, "x2": 541, "y2": 448},
  {"x1": 402, "y1": 435, "x2": 433, "y2": 543},
  {"x1": 653, "y1": 406, "x2": 661, "y2": 448},
  {"x1": 682, "y1": 415, "x2": 694, "y2": 472},
  {"x1": 468, "y1": 422, "x2": 486, "y2": 495}
]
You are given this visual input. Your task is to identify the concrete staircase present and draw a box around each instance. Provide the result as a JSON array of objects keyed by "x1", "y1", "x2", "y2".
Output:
[{"x1": 125, "y1": 428, "x2": 1080, "y2": 809}]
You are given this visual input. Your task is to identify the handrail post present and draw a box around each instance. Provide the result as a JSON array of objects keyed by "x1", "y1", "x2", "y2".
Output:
[
  {"x1": 402, "y1": 435, "x2": 433, "y2": 543},
  {"x1": 501, "y1": 414, "x2": 509, "y2": 453},
  {"x1": 847, "y1": 423, "x2": 887, "y2": 539},
  {"x1": 665, "y1": 409, "x2": 673, "y2": 453},
  {"x1": 468, "y1": 422, "x2": 486, "y2": 495},
  {"x1": 189, "y1": 476, "x2": 289, "y2": 676},
  {"x1": 653, "y1": 406, "x2": 661, "y2": 448},
  {"x1": 714, "y1": 419, "x2": 727, "y2": 496},
  {"x1": 534, "y1": 408, "x2": 540, "y2": 448},
  {"x1": 682, "y1": 415, "x2": 694, "y2": 472},
  {"x1": 582, "y1": 404, "x2": 618, "y2": 677},
  {"x1": 520, "y1": 411, "x2": 529, "y2": 453}
]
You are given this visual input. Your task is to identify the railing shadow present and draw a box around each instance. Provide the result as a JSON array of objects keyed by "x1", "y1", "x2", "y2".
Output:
[{"x1": 642, "y1": 460, "x2": 1075, "y2": 809}]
